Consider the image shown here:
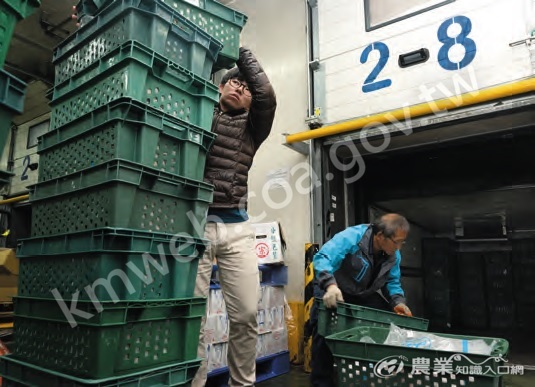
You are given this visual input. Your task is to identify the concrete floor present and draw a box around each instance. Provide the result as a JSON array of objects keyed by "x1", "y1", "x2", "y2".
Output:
[
  {"x1": 257, "y1": 365, "x2": 535, "y2": 387},
  {"x1": 256, "y1": 366, "x2": 309, "y2": 387},
  {"x1": 502, "y1": 372, "x2": 535, "y2": 387}
]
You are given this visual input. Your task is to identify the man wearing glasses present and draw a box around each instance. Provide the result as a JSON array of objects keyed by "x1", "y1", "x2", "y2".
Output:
[
  {"x1": 193, "y1": 47, "x2": 276, "y2": 387},
  {"x1": 310, "y1": 213, "x2": 412, "y2": 387}
]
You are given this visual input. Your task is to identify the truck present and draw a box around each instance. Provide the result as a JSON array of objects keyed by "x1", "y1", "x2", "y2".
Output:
[{"x1": 286, "y1": 0, "x2": 535, "y2": 368}]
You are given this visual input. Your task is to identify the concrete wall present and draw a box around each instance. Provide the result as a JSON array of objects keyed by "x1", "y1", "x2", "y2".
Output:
[{"x1": 222, "y1": 0, "x2": 311, "y2": 302}]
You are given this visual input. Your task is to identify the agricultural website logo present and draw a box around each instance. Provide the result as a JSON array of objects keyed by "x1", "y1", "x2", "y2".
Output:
[
  {"x1": 373, "y1": 354, "x2": 524, "y2": 378},
  {"x1": 374, "y1": 355, "x2": 408, "y2": 378}
]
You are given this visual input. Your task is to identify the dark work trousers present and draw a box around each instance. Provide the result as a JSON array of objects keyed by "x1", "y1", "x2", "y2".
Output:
[{"x1": 310, "y1": 285, "x2": 392, "y2": 387}]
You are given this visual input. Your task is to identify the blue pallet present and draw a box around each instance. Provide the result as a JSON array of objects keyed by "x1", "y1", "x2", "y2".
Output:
[
  {"x1": 211, "y1": 265, "x2": 288, "y2": 288},
  {"x1": 259, "y1": 265, "x2": 288, "y2": 286},
  {"x1": 206, "y1": 351, "x2": 290, "y2": 387}
]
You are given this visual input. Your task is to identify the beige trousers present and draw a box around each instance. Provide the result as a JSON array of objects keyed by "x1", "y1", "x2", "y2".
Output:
[{"x1": 192, "y1": 221, "x2": 259, "y2": 387}]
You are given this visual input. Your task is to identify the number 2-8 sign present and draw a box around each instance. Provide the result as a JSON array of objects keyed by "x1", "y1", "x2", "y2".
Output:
[{"x1": 360, "y1": 15, "x2": 477, "y2": 93}]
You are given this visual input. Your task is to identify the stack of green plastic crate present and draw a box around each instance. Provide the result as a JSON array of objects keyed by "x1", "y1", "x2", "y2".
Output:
[
  {"x1": 0, "y1": 0, "x2": 248, "y2": 385},
  {"x1": 0, "y1": 0, "x2": 40, "y2": 187}
]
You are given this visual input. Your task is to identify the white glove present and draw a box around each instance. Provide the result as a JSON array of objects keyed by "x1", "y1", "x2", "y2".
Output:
[
  {"x1": 323, "y1": 284, "x2": 344, "y2": 309},
  {"x1": 394, "y1": 303, "x2": 413, "y2": 317}
]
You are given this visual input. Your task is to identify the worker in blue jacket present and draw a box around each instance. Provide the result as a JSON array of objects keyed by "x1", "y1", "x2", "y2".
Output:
[{"x1": 310, "y1": 213, "x2": 413, "y2": 387}]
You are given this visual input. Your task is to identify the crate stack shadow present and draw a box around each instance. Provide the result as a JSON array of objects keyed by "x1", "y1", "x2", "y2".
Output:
[
  {"x1": 0, "y1": 0, "x2": 247, "y2": 385},
  {"x1": 0, "y1": 0, "x2": 41, "y2": 188}
]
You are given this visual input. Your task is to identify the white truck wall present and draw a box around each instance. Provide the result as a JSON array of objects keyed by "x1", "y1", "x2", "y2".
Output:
[
  {"x1": 319, "y1": 0, "x2": 533, "y2": 124},
  {"x1": 221, "y1": 0, "x2": 310, "y2": 302}
]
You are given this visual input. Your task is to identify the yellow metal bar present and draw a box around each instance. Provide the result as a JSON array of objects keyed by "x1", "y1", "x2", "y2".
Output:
[
  {"x1": 287, "y1": 301, "x2": 304, "y2": 365},
  {"x1": 304, "y1": 243, "x2": 318, "y2": 373},
  {"x1": 0, "y1": 194, "x2": 29, "y2": 205},
  {"x1": 286, "y1": 77, "x2": 535, "y2": 144}
]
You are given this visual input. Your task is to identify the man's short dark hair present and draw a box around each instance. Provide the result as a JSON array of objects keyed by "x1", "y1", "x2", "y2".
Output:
[
  {"x1": 373, "y1": 214, "x2": 410, "y2": 237},
  {"x1": 220, "y1": 67, "x2": 245, "y2": 85}
]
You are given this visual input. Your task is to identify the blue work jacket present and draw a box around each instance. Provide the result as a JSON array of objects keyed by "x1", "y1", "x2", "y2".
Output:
[{"x1": 313, "y1": 224, "x2": 406, "y2": 306}]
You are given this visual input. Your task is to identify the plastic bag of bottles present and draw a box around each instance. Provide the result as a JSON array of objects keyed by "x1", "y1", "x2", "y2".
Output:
[{"x1": 384, "y1": 323, "x2": 497, "y2": 355}]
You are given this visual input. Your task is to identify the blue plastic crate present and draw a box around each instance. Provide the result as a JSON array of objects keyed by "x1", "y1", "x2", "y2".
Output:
[{"x1": 206, "y1": 351, "x2": 290, "y2": 387}]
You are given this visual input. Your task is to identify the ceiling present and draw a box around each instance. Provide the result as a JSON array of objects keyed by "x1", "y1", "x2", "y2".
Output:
[
  {"x1": 5, "y1": 0, "x2": 77, "y2": 125},
  {"x1": 375, "y1": 187, "x2": 535, "y2": 236},
  {"x1": 367, "y1": 124, "x2": 535, "y2": 236}
]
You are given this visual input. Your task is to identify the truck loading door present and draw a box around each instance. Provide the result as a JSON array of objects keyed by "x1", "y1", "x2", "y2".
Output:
[{"x1": 319, "y1": 95, "x2": 535, "y2": 366}]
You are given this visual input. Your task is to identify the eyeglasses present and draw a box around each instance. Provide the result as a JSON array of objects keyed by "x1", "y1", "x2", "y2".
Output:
[
  {"x1": 388, "y1": 236, "x2": 406, "y2": 247},
  {"x1": 228, "y1": 78, "x2": 251, "y2": 97}
]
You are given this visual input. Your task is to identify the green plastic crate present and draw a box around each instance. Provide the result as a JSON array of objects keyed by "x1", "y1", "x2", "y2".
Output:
[
  {"x1": 0, "y1": 68, "x2": 26, "y2": 113},
  {"x1": 0, "y1": 0, "x2": 40, "y2": 19},
  {"x1": 49, "y1": 40, "x2": 219, "y2": 131},
  {"x1": 13, "y1": 296, "x2": 206, "y2": 325},
  {"x1": 75, "y1": 0, "x2": 112, "y2": 20},
  {"x1": 0, "y1": 0, "x2": 38, "y2": 66},
  {"x1": 55, "y1": 0, "x2": 222, "y2": 83},
  {"x1": 17, "y1": 230, "x2": 205, "y2": 301},
  {"x1": 29, "y1": 159, "x2": 213, "y2": 237},
  {"x1": 317, "y1": 299, "x2": 429, "y2": 337},
  {"x1": 38, "y1": 98, "x2": 216, "y2": 182},
  {"x1": 0, "y1": 69, "x2": 26, "y2": 160},
  {"x1": 73, "y1": 0, "x2": 247, "y2": 70},
  {"x1": 17, "y1": 227, "x2": 207, "y2": 257},
  {"x1": 157, "y1": 0, "x2": 247, "y2": 70},
  {"x1": 0, "y1": 4, "x2": 17, "y2": 67},
  {"x1": 11, "y1": 297, "x2": 205, "y2": 379},
  {"x1": 0, "y1": 356, "x2": 200, "y2": 387},
  {"x1": 326, "y1": 326, "x2": 509, "y2": 387}
]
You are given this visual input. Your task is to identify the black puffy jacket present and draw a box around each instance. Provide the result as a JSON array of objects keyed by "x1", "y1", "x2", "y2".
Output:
[{"x1": 204, "y1": 47, "x2": 277, "y2": 209}]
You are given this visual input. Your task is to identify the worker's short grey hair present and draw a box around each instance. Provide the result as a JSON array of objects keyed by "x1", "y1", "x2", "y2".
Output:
[
  {"x1": 373, "y1": 214, "x2": 410, "y2": 237},
  {"x1": 220, "y1": 67, "x2": 244, "y2": 85}
]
